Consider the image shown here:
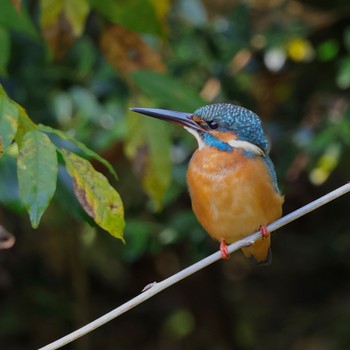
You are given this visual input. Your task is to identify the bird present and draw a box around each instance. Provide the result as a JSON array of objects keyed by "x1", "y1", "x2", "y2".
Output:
[{"x1": 130, "y1": 103, "x2": 284, "y2": 264}]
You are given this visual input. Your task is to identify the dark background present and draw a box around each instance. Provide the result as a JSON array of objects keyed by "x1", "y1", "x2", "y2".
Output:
[{"x1": 1, "y1": 1, "x2": 350, "y2": 349}]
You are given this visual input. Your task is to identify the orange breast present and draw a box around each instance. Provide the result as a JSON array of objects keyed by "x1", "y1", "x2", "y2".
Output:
[{"x1": 186, "y1": 147, "x2": 283, "y2": 245}]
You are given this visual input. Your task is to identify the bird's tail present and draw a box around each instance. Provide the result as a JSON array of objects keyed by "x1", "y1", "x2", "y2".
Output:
[{"x1": 241, "y1": 236, "x2": 272, "y2": 265}]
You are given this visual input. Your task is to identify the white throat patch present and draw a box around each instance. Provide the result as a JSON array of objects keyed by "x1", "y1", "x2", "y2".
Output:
[
  {"x1": 184, "y1": 127, "x2": 206, "y2": 149},
  {"x1": 184, "y1": 126, "x2": 265, "y2": 156},
  {"x1": 227, "y1": 139, "x2": 265, "y2": 156}
]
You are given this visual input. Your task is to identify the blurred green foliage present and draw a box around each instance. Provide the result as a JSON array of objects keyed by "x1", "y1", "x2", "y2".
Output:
[{"x1": 1, "y1": 0, "x2": 350, "y2": 349}]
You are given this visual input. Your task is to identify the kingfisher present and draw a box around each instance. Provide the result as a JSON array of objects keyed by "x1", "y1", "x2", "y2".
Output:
[{"x1": 130, "y1": 103, "x2": 284, "y2": 264}]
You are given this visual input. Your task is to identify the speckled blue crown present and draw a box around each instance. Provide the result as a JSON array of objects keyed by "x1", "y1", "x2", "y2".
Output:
[{"x1": 194, "y1": 103, "x2": 269, "y2": 152}]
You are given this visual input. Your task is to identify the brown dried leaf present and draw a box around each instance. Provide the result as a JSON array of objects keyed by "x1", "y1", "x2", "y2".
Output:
[
  {"x1": 40, "y1": 0, "x2": 89, "y2": 59},
  {"x1": 100, "y1": 25, "x2": 166, "y2": 79},
  {"x1": 42, "y1": 12, "x2": 75, "y2": 59}
]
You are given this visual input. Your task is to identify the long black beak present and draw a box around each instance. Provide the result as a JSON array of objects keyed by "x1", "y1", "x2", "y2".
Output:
[{"x1": 130, "y1": 107, "x2": 203, "y2": 132}]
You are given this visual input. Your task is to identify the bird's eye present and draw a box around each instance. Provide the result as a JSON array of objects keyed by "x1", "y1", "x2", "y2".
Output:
[{"x1": 207, "y1": 120, "x2": 219, "y2": 129}]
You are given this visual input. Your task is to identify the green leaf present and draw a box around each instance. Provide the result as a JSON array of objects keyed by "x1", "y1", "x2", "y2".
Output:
[
  {"x1": 131, "y1": 70, "x2": 205, "y2": 112},
  {"x1": 337, "y1": 57, "x2": 350, "y2": 89},
  {"x1": 61, "y1": 149, "x2": 125, "y2": 241},
  {"x1": 37, "y1": 124, "x2": 118, "y2": 180},
  {"x1": 125, "y1": 108, "x2": 172, "y2": 211},
  {"x1": 0, "y1": 26, "x2": 10, "y2": 75},
  {"x1": 344, "y1": 27, "x2": 350, "y2": 53},
  {"x1": 0, "y1": 84, "x2": 36, "y2": 148},
  {"x1": 89, "y1": 0, "x2": 163, "y2": 35},
  {"x1": 15, "y1": 106, "x2": 36, "y2": 147},
  {"x1": 17, "y1": 130, "x2": 58, "y2": 228},
  {"x1": 0, "y1": 83, "x2": 6, "y2": 96},
  {"x1": 0, "y1": 94, "x2": 19, "y2": 156},
  {"x1": 0, "y1": 0, "x2": 38, "y2": 38},
  {"x1": 316, "y1": 40, "x2": 339, "y2": 61}
]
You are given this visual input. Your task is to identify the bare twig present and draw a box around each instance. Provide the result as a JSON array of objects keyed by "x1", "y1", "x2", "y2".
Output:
[{"x1": 38, "y1": 182, "x2": 350, "y2": 350}]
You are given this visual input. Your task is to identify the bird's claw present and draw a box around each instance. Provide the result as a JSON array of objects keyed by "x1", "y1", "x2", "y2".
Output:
[
  {"x1": 220, "y1": 239, "x2": 230, "y2": 260},
  {"x1": 259, "y1": 226, "x2": 269, "y2": 238}
]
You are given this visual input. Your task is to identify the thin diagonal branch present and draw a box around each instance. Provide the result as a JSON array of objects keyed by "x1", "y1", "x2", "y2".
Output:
[{"x1": 38, "y1": 182, "x2": 350, "y2": 350}]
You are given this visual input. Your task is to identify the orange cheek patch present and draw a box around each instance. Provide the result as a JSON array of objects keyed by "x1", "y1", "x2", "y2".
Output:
[
  {"x1": 209, "y1": 130, "x2": 237, "y2": 143},
  {"x1": 192, "y1": 116, "x2": 202, "y2": 123}
]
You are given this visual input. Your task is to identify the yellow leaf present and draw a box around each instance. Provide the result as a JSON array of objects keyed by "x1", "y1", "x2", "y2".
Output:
[
  {"x1": 310, "y1": 143, "x2": 341, "y2": 185},
  {"x1": 15, "y1": 105, "x2": 36, "y2": 147},
  {"x1": 65, "y1": 0, "x2": 89, "y2": 36},
  {"x1": 61, "y1": 150, "x2": 125, "y2": 241}
]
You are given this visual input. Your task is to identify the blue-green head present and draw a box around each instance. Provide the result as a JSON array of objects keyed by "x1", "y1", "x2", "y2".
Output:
[
  {"x1": 192, "y1": 103, "x2": 269, "y2": 153},
  {"x1": 130, "y1": 103, "x2": 269, "y2": 155}
]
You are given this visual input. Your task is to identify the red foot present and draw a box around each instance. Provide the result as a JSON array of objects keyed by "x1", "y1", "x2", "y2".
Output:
[
  {"x1": 260, "y1": 226, "x2": 269, "y2": 238},
  {"x1": 220, "y1": 239, "x2": 229, "y2": 260}
]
